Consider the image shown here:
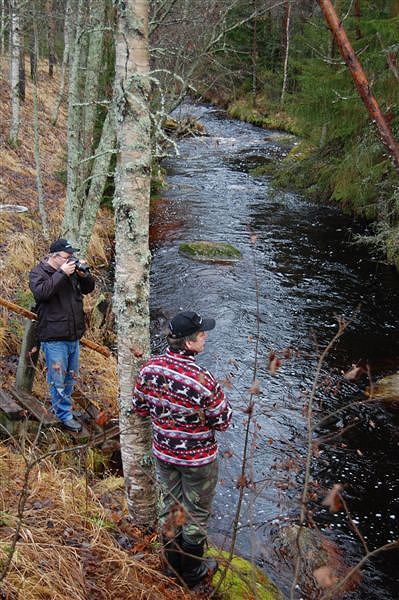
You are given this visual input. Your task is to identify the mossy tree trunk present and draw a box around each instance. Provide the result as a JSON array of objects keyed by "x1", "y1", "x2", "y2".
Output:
[
  {"x1": 63, "y1": 0, "x2": 85, "y2": 245},
  {"x1": 79, "y1": 0, "x2": 107, "y2": 186},
  {"x1": 62, "y1": 0, "x2": 116, "y2": 253},
  {"x1": 78, "y1": 108, "x2": 116, "y2": 254},
  {"x1": 113, "y1": 0, "x2": 157, "y2": 528}
]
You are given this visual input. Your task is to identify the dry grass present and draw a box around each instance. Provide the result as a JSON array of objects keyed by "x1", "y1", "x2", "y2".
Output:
[
  {"x1": 0, "y1": 56, "x2": 114, "y2": 385},
  {"x1": 0, "y1": 53, "x2": 191, "y2": 600},
  {"x1": 0, "y1": 445, "x2": 191, "y2": 600}
]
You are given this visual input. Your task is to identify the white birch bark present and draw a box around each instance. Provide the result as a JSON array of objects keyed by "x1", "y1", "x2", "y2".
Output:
[
  {"x1": 113, "y1": 0, "x2": 157, "y2": 527},
  {"x1": 80, "y1": 0, "x2": 106, "y2": 184},
  {"x1": 52, "y1": 0, "x2": 74, "y2": 125},
  {"x1": 0, "y1": 0, "x2": 5, "y2": 55},
  {"x1": 46, "y1": 0, "x2": 56, "y2": 77},
  {"x1": 62, "y1": 0, "x2": 85, "y2": 244},
  {"x1": 32, "y1": 17, "x2": 49, "y2": 240},
  {"x1": 9, "y1": 0, "x2": 20, "y2": 145},
  {"x1": 78, "y1": 108, "x2": 116, "y2": 254},
  {"x1": 280, "y1": 0, "x2": 291, "y2": 106}
]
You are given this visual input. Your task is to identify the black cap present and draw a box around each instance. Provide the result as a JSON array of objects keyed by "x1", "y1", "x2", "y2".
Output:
[
  {"x1": 49, "y1": 238, "x2": 80, "y2": 255},
  {"x1": 168, "y1": 311, "x2": 216, "y2": 339}
]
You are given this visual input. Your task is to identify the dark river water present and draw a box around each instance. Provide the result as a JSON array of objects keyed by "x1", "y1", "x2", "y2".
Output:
[{"x1": 149, "y1": 104, "x2": 399, "y2": 599}]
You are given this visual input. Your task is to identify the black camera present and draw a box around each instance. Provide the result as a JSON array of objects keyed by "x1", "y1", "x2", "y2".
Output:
[{"x1": 68, "y1": 256, "x2": 90, "y2": 274}]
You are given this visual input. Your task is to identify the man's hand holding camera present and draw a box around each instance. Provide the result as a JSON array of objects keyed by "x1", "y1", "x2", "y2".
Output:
[
  {"x1": 60, "y1": 258, "x2": 77, "y2": 277},
  {"x1": 60, "y1": 257, "x2": 90, "y2": 278}
]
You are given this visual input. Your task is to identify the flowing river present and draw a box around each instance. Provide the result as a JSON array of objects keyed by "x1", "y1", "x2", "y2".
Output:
[{"x1": 149, "y1": 104, "x2": 399, "y2": 599}]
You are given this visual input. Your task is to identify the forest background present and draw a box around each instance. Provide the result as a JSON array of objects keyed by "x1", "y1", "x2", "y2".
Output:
[{"x1": 1, "y1": 0, "x2": 399, "y2": 599}]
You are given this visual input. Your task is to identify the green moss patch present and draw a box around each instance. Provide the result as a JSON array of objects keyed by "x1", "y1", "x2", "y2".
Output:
[
  {"x1": 179, "y1": 241, "x2": 241, "y2": 263},
  {"x1": 207, "y1": 548, "x2": 283, "y2": 600}
]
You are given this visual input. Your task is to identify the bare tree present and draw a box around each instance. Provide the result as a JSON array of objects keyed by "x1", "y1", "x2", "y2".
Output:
[
  {"x1": 280, "y1": 0, "x2": 291, "y2": 106},
  {"x1": 46, "y1": 0, "x2": 56, "y2": 76},
  {"x1": 113, "y1": 0, "x2": 157, "y2": 527},
  {"x1": 61, "y1": 0, "x2": 116, "y2": 252},
  {"x1": 0, "y1": 0, "x2": 6, "y2": 54},
  {"x1": 32, "y1": 12, "x2": 49, "y2": 240},
  {"x1": 52, "y1": 0, "x2": 74, "y2": 125},
  {"x1": 9, "y1": 0, "x2": 20, "y2": 145}
]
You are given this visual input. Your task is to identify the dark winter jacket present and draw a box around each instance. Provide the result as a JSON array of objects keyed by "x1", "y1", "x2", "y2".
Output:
[{"x1": 29, "y1": 259, "x2": 95, "y2": 342}]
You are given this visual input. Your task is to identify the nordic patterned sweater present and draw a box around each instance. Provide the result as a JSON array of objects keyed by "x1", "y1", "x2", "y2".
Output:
[{"x1": 132, "y1": 348, "x2": 232, "y2": 467}]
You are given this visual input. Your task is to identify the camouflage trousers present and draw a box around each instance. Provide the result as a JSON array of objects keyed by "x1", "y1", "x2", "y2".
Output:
[{"x1": 157, "y1": 458, "x2": 219, "y2": 545}]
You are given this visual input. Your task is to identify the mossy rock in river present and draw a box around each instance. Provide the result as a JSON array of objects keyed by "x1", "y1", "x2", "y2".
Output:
[
  {"x1": 207, "y1": 548, "x2": 283, "y2": 600},
  {"x1": 368, "y1": 372, "x2": 399, "y2": 408},
  {"x1": 179, "y1": 241, "x2": 241, "y2": 263}
]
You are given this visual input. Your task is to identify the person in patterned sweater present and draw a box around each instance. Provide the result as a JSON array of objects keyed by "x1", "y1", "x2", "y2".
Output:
[{"x1": 132, "y1": 311, "x2": 232, "y2": 588}]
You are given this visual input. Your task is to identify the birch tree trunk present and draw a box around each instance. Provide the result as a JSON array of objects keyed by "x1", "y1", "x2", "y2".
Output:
[
  {"x1": 113, "y1": 0, "x2": 157, "y2": 527},
  {"x1": 9, "y1": 0, "x2": 20, "y2": 145},
  {"x1": 32, "y1": 16, "x2": 49, "y2": 240},
  {"x1": 46, "y1": 0, "x2": 56, "y2": 77},
  {"x1": 78, "y1": 108, "x2": 116, "y2": 255},
  {"x1": 318, "y1": 0, "x2": 399, "y2": 173},
  {"x1": 80, "y1": 0, "x2": 106, "y2": 185},
  {"x1": 18, "y1": 33, "x2": 25, "y2": 101},
  {"x1": 0, "y1": 0, "x2": 5, "y2": 54},
  {"x1": 52, "y1": 0, "x2": 73, "y2": 125},
  {"x1": 62, "y1": 0, "x2": 85, "y2": 244},
  {"x1": 280, "y1": 0, "x2": 291, "y2": 106},
  {"x1": 29, "y1": 26, "x2": 37, "y2": 81},
  {"x1": 251, "y1": 0, "x2": 258, "y2": 106}
]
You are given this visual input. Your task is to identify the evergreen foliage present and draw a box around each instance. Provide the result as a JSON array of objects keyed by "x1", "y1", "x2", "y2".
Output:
[{"x1": 204, "y1": 0, "x2": 399, "y2": 261}]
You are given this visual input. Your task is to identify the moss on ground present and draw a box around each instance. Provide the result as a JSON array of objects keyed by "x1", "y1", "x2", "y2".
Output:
[
  {"x1": 227, "y1": 96, "x2": 301, "y2": 136},
  {"x1": 208, "y1": 548, "x2": 283, "y2": 600}
]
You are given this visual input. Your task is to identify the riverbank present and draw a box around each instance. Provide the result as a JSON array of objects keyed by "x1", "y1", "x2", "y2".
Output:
[{"x1": 200, "y1": 89, "x2": 399, "y2": 271}]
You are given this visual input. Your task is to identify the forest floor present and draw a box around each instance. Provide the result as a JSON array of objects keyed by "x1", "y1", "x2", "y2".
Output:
[{"x1": 0, "y1": 58, "x2": 208, "y2": 599}]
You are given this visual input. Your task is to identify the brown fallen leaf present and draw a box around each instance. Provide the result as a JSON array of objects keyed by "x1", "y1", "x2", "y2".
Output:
[
  {"x1": 322, "y1": 483, "x2": 343, "y2": 513},
  {"x1": 313, "y1": 565, "x2": 338, "y2": 589},
  {"x1": 268, "y1": 352, "x2": 281, "y2": 375},
  {"x1": 236, "y1": 475, "x2": 250, "y2": 489},
  {"x1": 249, "y1": 380, "x2": 261, "y2": 395},
  {"x1": 221, "y1": 377, "x2": 233, "y2": 389},
  {"x1": 222, "y1": 449, "x2": 234, "y2": 458},
  {"x1": 95, "y1": 411, "x2": 110, "y2": 427},
  {"x1": 343, "y1": 365, "x2": 364, "y2": 380}
]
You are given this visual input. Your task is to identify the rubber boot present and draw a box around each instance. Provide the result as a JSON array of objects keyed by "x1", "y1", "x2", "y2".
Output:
[
  {"x1": 162, "y1": 534, "x2": 182, "y2": 578},
  {"x1": 180, "y1": 538, "x2": 218, "y2": 589}
]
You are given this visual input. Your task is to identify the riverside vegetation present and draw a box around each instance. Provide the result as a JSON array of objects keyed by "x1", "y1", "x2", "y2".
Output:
[{"x1": 196, "y1": 2, "x2": 399, "y2": 268}]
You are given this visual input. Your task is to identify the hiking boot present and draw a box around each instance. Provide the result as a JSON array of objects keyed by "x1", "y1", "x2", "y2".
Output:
[
  {"x1": 180, "y1": 538, "x2": 218, "y2": 589},
  {"x1": 61, "y1": 418, "x2": 82, "y2": 433},
  {"x1": 162, "y1": 534, "x2": 182, "y2": 578}
]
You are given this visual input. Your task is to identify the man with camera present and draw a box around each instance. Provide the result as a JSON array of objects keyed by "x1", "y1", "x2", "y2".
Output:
[{"x1": 29, "y1": 238, "x2": 95, "y2": 432}]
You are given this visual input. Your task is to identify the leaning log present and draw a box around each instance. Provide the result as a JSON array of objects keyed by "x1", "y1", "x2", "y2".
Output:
[
  {"x1": 318, "y1": 0, "x2": 399, "y2": 172},
  {"x1": 0, "y1": 297, "x2": 111, "y2": 357}
]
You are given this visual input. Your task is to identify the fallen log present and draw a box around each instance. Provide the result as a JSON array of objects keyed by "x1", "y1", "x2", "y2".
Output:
[{"x1": 0, "y1": 297, "x2": 112, "y2": 358}]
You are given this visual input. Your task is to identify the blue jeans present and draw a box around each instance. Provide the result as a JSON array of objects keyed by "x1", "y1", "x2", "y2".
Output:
[{"x1": 42, "y1": 340, "x2": 80, "y2": 422}]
